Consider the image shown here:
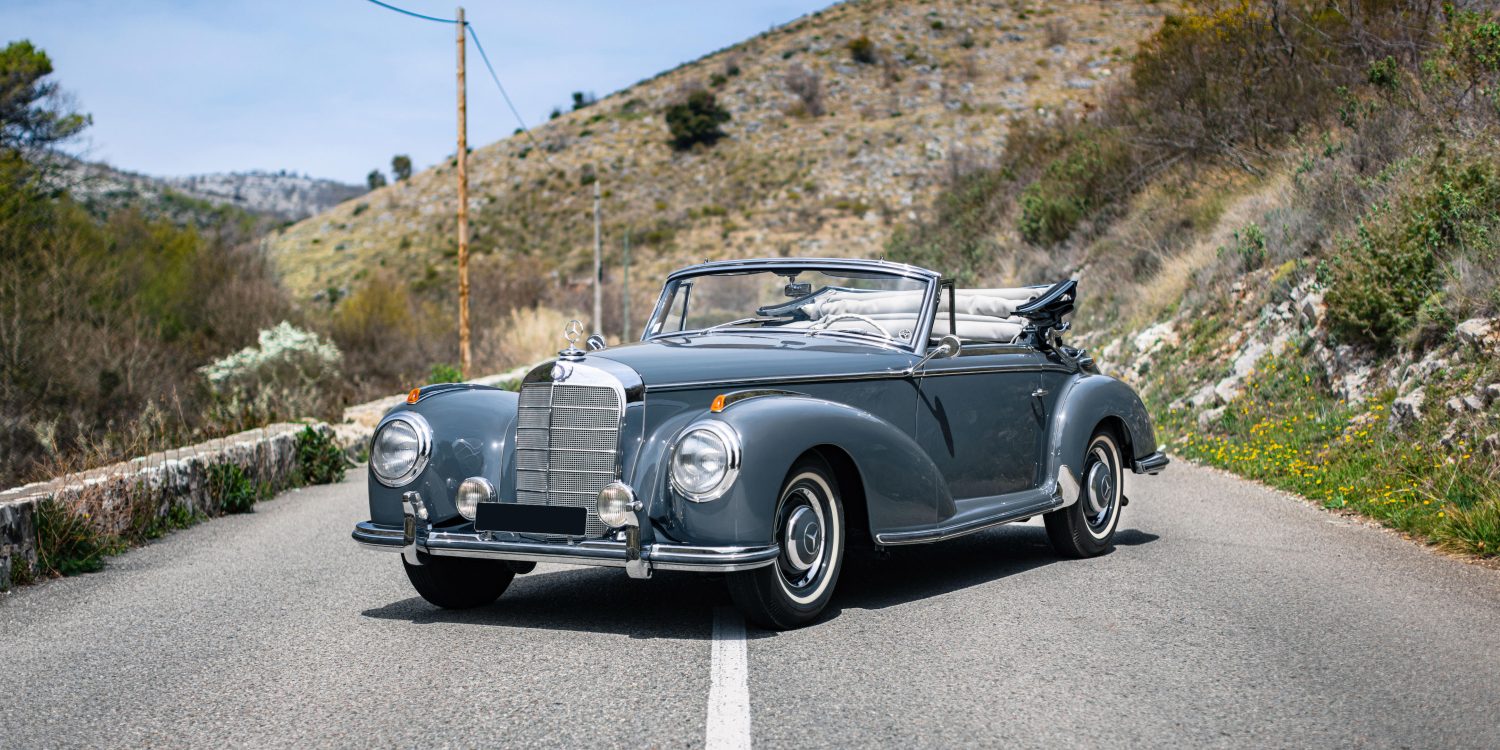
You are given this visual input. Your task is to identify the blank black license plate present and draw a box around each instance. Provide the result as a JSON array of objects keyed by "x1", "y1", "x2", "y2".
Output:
[{"x1": 473, "y1": 503, "x2": 587, "y2": 536}]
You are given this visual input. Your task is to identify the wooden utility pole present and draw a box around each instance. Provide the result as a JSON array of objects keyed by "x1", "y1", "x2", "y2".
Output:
[
  {"x1": 455, "y1": 6, "x2": 472, "y2": 378},
  {"x1": 592, "y1": 179, "x2": 602, "y2": 336},
  {"x1": 621, "y1": 230, "x2": 631, "y2": 342}
]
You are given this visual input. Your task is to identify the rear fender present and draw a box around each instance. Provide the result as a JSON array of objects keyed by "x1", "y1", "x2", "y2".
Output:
[{"x1": 1046, "y1": 374, "x2": 1157, "y2": 490}]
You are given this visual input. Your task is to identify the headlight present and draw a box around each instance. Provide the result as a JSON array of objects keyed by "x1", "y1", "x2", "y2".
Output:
[
  {"x1": 670, "y1": 421, "x2": 741, "y2": 502},
  {"x1": 597, "y1": 482, "x2": 640, "y2": 528},
  {"x1": 370, "y1": 413, "x2": 431, "y2": 487},
  {"x1": 455, "y1": 477, "x2": 494, "y2": 520}
]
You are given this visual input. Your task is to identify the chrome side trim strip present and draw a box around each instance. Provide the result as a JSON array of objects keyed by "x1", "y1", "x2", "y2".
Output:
[
  {"x1": 351, "y1": 521, "x2": 779, "y2": 572},
  {"x1": 643, "y1": 363, "x2": 1073, "y2": 393}
]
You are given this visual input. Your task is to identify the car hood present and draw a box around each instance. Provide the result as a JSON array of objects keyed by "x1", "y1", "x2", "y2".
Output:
[{"x1": 586, "y1": 332, "x2": 916, "y2": 389}]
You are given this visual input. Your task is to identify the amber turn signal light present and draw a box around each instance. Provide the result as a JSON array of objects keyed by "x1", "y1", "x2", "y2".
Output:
[
  {"x1": 406, "y1": 387, "x2": 422, "y2": 404},
  {"x1": 710, "y1": 394, "x2": 726, "y2": 413}
]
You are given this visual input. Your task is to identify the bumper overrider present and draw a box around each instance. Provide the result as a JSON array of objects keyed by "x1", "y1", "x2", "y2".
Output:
[{"x1": 351, "y1": 493, "x2": 779, "y2": 580}]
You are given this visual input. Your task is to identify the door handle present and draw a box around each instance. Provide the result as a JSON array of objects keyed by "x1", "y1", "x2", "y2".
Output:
[{"x1": 1031, "y1": 388, "x2": 1048, "y2": 398}]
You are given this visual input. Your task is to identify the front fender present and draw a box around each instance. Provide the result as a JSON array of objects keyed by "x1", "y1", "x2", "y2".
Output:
[
  {"x1": 366, "y1": 386, "x2": 518, "y2": 527},
  {"x1": 1046, "y1": 373, "x2": 1158, "y2": 487},
  {"x1": 645, "y1": 395, "x2": 950, "y2": 547}
]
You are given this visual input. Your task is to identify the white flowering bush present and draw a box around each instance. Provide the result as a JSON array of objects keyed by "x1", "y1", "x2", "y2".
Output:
[{"x1": 200, "y1": 321, "x2": 342, "y2": 398}]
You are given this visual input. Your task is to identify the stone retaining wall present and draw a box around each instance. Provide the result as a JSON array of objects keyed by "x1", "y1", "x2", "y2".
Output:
[
  {"x1": 0, "y1": 423, "x2": 333, "y2": 591},
  {"x1": 0, "y1": 366, "x2": 529, "y2": 592}
]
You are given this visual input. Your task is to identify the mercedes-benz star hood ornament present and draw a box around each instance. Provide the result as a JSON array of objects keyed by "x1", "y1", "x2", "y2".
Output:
[{"x1": 559, "y1": 319, "x2": 586, "y2": 360}]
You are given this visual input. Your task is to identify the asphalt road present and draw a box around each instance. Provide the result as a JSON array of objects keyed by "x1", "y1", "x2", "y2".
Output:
[{"x1": 3, "y1": 463, "x2": 1499, "y2": 749}]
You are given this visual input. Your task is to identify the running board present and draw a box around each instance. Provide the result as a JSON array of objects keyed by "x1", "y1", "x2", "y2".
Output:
[{"x1": 873, "y1": 497, "x2": 1062, "y2": 546}]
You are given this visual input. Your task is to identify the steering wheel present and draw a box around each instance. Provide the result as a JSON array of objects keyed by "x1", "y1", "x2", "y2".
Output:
[{"x1": 809, "y1": 313, "x2": 893, "y2": 339}]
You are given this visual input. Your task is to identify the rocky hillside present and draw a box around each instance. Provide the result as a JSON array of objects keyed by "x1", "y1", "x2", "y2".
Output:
[
  {"x1": 162, "y1": 170, "x2": 365, "y2": 220},
  {"x1": 267, "y1": 0, "x2": 1166, "y2": 313},
  {"x1": 62, "y1": 159, "x2": 364, "y2": 223},
  {"x1": 267, "y1": 0, "x2": 1499, "y2": 563}
]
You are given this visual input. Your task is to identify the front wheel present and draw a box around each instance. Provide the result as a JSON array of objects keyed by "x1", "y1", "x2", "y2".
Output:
[
  {"x1": 1044, "y1": 429, "x2": 1124, "y2": 558},
  {"x1": 727, "y1": 457, "x2": 845, "y2": 630},
  {"x1": 403, "y1": 553, "x2": 515, "y2": 609}
]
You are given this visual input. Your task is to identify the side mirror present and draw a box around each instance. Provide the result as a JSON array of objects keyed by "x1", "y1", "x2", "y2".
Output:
[
  {"x1": 586, "y1": 334, "x2": 607, "y2": 351},
  {"x1": 911, "y1": 334, "x2": 961, "y2": 373}
]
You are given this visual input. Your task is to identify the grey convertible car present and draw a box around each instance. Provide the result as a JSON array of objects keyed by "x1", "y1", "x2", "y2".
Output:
[{"x1": 353, "y1": 258, "x2": 1167, "y2": 628}]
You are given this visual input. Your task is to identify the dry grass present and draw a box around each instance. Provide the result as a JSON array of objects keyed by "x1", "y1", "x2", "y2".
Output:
[
  {"x1": 476, "y1": 306, "x2": 574, "y2": 373},
  {"x1": 266, "y1": 0, "x2": 1158, "y2": 311}
]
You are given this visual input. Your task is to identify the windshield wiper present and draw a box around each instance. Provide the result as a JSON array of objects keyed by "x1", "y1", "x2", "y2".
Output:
[
  {"x1": 700, "y1": 316, "x2": 792, "y2": 333},
  {"x1": 806, "y1": 328, "x2": 907, "y2": 352}
]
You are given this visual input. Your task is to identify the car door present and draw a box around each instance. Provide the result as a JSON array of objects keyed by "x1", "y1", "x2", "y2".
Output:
[{"x1": 914, "y1": 344, "x2": 1048, "y2": 500}]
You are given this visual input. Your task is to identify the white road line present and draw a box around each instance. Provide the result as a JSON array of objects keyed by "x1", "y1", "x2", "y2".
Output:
[{"x1": 707, "y1": 606, "x2": 751, "y2": 750}]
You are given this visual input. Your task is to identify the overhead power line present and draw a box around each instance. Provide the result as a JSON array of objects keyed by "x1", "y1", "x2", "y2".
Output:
[
  {"x1": 466, "y1": 25, "x2": 552, "y2": 163},
  {"x1": 362, "y1": 0, "x2": 458, "y2": 24},
  {"x1": 360, "y1": 0, "x2": 554, "y2": 164}
]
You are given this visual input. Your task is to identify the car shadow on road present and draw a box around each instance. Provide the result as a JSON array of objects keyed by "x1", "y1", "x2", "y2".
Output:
[
  {"x1": 817, "y1": 524, "x2": 1160, "y2": 620},
  {"x1": 360, "y1": 525, "x2": 1158, "y2": 637},
  {"x1": 361, "y1": 565, "x2": 730, "y2": 640}
]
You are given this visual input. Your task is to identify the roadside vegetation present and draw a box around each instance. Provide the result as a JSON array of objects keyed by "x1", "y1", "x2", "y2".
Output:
[
  {"x1": 0, "y1": 40, "x2": 450, "y2": 487},
  {"x1": 883, "y1": 1, "x2": 1500, "y2": 556},
  {"x1": 20, "y1": 426, "x2": 347, "y2": 583}
]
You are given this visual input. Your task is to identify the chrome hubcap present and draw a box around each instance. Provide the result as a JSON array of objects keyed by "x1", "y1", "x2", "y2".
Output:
[
  {"x1": 784, "y1": 505, "x2": 823, "y2": 572},
  {"x1": 779, "y1": 487, "x2": 826, "y2": 588},
  {"x1": 1084, "y1": 444, "x2": 1117, "y2": 530}
]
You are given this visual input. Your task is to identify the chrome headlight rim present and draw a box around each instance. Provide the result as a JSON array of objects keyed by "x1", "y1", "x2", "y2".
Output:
[
  {"x1": 669, "y1": 420, "x2": 742, "y2": 503},
  {"x1": 370, "y1": 412, "x2": 433, "y2": 488}
]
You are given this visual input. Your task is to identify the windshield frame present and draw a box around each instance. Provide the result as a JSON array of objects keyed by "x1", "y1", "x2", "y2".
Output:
[{"x1": 642, "y1": 259, "x2": 940, "y2": 354}]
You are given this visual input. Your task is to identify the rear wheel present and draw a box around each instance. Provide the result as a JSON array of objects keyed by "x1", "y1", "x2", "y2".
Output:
[
  {"x1": 727, "y1": 457, "x2": 845, "y2": 630},
  {"x1": 403, "y1": 553, "x2": 515, "y2": 609},
  {"x1": 1044, "y1": 429, "x2": 1123, "y2": 558}
]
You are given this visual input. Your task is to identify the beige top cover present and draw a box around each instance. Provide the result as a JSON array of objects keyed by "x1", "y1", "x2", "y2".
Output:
[{"x1": 797, "y1": 288, "x2": 1041, "y2": 343}]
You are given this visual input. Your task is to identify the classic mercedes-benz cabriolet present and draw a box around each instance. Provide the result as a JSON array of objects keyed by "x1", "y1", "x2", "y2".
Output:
[{"x1": 353, "y1": 258, "x2": 1167, "y2": 628}]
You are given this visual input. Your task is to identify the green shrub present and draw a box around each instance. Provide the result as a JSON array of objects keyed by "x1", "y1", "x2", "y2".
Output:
[
  {"x1": 848, "y1": 35, "x2": 877, "y2": 64},
  {"x1": 1367, "y1": 56, "x2": 1400, "y2": 90},
  {"x1": 128, "y1": 494, "x2": 202, "y2": 542},
  {"x1": 664, "y1": 90, "x2": 731, "y2": 151},
  {"x1": 1126, "y1": 2, "x2": 1356, "y2": 164},
  {"x1": 429, "y1": 363, "x2": 462, "y2": 383},
  {"x1": 1326, "y1": 158, "x2": 1500, "y2": 348},
  {"x1": 35, "y1": 498, "x2": 109, "y2": 576},
  {"x1": 10, "y1": 555, "x2": 35, "y2": 587},
  {"x1": 295, "y1": 426, "x2": 348, "y2": 486},
  {"x1": 208, "y1": 461, "x2": 262, "y2": 514},
  {"x1": 1017, "y1": 126, "x2": 1133, "y2": 245},
  {"x1": 1219, "y1": 223, "x2": 1268, "y2": 272}
]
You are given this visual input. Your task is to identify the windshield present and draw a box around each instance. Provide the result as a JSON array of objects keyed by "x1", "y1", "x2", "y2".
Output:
[{"x1": 646, "y1": 267, "x2": 931, "y2": 349}]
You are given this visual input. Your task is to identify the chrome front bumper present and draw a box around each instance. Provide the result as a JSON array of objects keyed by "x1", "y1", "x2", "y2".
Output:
[{"x1": 352, "y1": 520, "x2": 779, "y2": 579}]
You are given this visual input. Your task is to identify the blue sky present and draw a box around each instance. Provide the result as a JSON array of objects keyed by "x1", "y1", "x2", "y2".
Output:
[{"x1": 2, "y1": 0, "x2": 833, "y2": 183}]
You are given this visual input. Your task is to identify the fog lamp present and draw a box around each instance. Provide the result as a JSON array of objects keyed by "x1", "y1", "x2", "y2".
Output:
[
  {"x1": 455, "y1": 477, "x2": 495, "y2": 520},
  {"x1": 597, "y1": 482, "x2": 640, "y2": 528}
]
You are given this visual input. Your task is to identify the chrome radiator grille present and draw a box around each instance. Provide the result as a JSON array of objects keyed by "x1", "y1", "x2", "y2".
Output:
[{"x1": 514, "y1": 378, "x2": 622, "y2": 537}]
